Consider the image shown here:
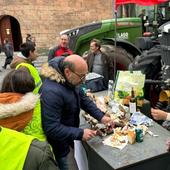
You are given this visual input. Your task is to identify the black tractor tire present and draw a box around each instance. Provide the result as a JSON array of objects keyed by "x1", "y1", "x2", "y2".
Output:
[{"x1": 101, "y1": 44, "x2": 134, "y2": 71}]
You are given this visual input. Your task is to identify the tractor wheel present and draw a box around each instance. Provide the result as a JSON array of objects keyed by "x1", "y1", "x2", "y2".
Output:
[{"x1": 101, "y1": 44, "x2": 134, "y2": 71}]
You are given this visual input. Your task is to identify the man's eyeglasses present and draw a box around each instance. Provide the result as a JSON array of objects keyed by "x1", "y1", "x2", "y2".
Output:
[{"x1": 71, "y1": 70, "x2": 87, "y2": 81}]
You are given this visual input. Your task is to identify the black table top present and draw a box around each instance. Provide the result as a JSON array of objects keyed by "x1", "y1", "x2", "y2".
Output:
[
  {"x1": 80, "y1": 90, "x2": 170, "y2": 170},
  {"x1": 82, "y1": 121, "x2": 170, "y2": 169}
]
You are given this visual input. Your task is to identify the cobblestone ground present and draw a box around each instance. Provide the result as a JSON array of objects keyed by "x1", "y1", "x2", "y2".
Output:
[{"x1": 0, "y1": 52, "x2": 48, "y2": 88}]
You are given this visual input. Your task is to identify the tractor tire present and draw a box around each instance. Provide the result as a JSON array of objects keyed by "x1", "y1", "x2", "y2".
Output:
[{"x1": 101, "y1": 44, "x2": 134, "y2": 70}]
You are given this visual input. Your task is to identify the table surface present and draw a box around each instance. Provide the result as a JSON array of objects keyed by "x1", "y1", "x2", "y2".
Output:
[
  {"x1": 80, "y1": 90, "x2": 170, "y2": 170},
  {"x1": 82, "y1": 122, "x2": 170, "y2": 169}
]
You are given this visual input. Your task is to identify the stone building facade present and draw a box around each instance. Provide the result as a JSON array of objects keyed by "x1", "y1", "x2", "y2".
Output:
[{"x1": 0, "y1": 0, "x2": 113, "y2": 51}]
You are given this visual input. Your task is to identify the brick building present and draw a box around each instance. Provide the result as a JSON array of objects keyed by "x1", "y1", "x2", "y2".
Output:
[{"x1": 0, "y1": 0, "x2": 113, "y2": 51}]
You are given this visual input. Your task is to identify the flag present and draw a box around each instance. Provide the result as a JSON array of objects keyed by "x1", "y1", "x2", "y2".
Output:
[{"x1": 115, "y1": 0, "x2": 168, "y2": 10}]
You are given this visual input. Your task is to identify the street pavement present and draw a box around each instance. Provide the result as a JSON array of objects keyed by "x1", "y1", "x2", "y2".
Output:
[{"x1": 0, "y1": 52, "x2": 48, "y2": 89}]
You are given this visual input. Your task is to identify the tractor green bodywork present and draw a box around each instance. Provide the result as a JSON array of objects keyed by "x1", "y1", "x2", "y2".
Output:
[{"x1": 61, "y1": 17, "x2": 142, "y2": 57}]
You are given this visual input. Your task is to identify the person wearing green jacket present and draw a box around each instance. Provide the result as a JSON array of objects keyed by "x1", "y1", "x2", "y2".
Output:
[{"x1": 0, "y1": 127, "x2": 58, "y2": 170}]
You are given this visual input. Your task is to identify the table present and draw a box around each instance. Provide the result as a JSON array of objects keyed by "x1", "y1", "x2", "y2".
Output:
[
  {"x1": 82, "y1": 122, "x2": 170, "y2": 170},
  {"x1": 80, "y1": 91, "x2": 170, "y2": 170}
]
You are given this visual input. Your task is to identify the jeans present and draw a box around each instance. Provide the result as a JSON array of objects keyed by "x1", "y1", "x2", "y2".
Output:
[
  {"x1": 56, "y1": 156, "x2": 69, "y2": 170},
  {"x1": 55, "y1": 147, "x2": 79, "y2": 170}
]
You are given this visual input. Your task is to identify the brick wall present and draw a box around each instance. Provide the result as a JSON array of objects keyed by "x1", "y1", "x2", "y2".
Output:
[{"x1": 0, "y1": 0, "x2": 113, "y2": 49}]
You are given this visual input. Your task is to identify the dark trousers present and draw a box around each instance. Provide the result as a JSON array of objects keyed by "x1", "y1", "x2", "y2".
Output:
[
  {"x1": 55, "y1": 147, "x2": 78, "y2": 170},
  {"x1": 3, "y1": 56, "x2": 13, "y2": 69}
]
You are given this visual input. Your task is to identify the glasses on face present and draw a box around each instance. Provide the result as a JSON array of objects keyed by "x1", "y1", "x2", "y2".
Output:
[{"x1": 71, "y1": 70, "x2": 87, "y2": 81}]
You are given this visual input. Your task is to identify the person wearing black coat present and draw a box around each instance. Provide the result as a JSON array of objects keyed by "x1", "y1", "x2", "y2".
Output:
[
  {"x1": 2, "y1": 39, "x2": 13, "y2": 69},
  {"x1": 40, "y1": 55, "x2": 111, "y2": 170}
]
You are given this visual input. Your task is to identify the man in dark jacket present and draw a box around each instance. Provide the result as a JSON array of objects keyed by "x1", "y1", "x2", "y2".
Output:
[
  {"x1": 48, "y1": 34, "x2": 73, "y2": 61},
  {"x1": 40, "y1": 55, "x2": 111, "y2": 170},
  {"x1": 2, "y1": 39, "x2": 13, "y2": 69},
  {"x1": 86, "y1": 39, "x2": 113, "y2": 90}
]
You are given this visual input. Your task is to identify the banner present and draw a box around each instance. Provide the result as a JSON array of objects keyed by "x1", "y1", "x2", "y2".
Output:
[{"x1": 115, "y1": 0, "x2": 168, "y2": 10}]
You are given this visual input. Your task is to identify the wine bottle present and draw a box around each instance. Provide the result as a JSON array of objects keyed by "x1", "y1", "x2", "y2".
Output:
[{"x1": 129, "y1": 87, "x2": 136, "y2": 115}]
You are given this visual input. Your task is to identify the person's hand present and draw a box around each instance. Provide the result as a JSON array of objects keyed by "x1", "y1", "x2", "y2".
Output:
[
  {"x1": 82, "y1": 129, "x2": 97, "y2": 141},
  {"x1": 100, "y1": 115, "x2": 111, "y2": 125},
  {"x1": 151, "y1": 108, "x2": 167, "y2": 121},
  {"x1": 101, "y1": 115, "x2": 125, "y2": 129}
]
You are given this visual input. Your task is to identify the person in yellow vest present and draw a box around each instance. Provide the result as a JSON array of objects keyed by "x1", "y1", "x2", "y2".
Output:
[
  {"x1": 0, "y1": 68, "x2": 45, "y2": 141},
  {"x1": 0, "y1": 126, "x2": 58, "y2": 170},
  {"x1": 10, "y1": 43, "x2": 45, "y2": 141},
  {"x1": 10, "y1": 42, "x2": 42, "y2": 93}
]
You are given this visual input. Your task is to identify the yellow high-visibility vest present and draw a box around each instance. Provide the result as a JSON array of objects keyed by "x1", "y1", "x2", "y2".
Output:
[
  {"x1": 16, "y1": 63, "x2": 42, "y2": 94},
  {"x1": 16, "y1": 63, "x2": 45, "y2": 141},
  {"x1": 0, "y1": 127, "x2": 35, "y2": 170}
]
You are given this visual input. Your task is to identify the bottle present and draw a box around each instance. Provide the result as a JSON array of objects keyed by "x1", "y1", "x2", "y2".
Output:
[
  {"x1": 129, "y1": 87, "x2": 136, "y2": 115},
  {"x1": 107, "y1": 80, "x2": 114, "y2": 100}
]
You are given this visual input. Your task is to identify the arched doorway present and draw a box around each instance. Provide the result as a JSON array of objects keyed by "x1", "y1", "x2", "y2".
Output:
[{"x1": 0, "y1": 15, "x2": 22, "y2": 51}]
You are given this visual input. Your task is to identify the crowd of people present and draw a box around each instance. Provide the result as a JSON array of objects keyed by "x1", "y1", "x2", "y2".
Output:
[
  {"x1": 0, "y1": 34, "x2": 114, "y2": 170},
  {"x1": 0, "y1": 33, "x2": 170, "y2": 170}
]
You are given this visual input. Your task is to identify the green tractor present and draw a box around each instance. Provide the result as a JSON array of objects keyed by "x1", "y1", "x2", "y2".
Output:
[
  {"x1": 61, "y1": 17, "x2": 142, "y2": 71},
  {"x1": 61, "y1": 1, "x2": 170, "y2": 73},
  {"x1": 61, "y1": 2, "x2": 170, "y2": 108}
]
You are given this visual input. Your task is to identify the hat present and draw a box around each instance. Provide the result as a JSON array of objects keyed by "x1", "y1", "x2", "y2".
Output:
[{"x1": 48, "y1": 57, "x2": 65, "y2": 71}]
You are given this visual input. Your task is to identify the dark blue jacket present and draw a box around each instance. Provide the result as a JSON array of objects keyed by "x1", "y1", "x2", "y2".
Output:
[{"x1": 40, "y1": 57, "x2": 104, "y2": 158}]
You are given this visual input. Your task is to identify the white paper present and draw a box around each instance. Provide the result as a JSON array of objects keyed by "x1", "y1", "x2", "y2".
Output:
[
  {"x1": 74, "y1": 140, "x2": 89, "y2": 170},
  {"x1": 103, "y1": 135, "x2": 128, "y2": 150}
]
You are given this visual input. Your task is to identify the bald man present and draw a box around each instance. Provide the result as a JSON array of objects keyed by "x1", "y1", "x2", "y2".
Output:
[
  {"x1": 40, "y1": 55, "x2": 111, "y2": 170},
  {"x1": 48, "y1": 34, "x2": 73, "y2": 61}
]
